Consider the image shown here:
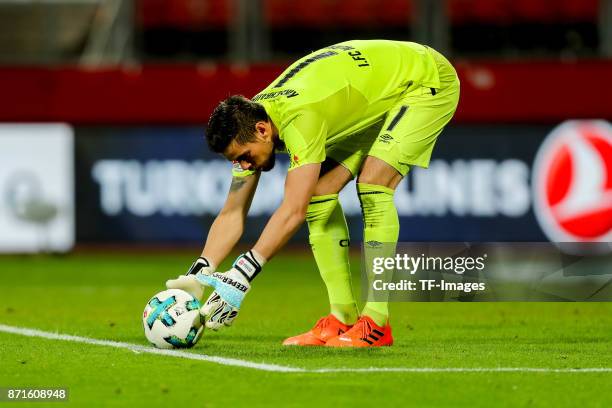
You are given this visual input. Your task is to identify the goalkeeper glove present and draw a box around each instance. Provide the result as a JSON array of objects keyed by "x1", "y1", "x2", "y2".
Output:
[
  {"x1": 199, "y1": 250, "x2": 264, "y2": 330},
  {"x1": 166, "y1": 257, "x2": 215, "y2": 300}
]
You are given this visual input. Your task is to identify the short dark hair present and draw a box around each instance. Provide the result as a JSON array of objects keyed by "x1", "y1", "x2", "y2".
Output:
[{"x1": 206, "y1": 95, "x2": 269, "y2": 153}]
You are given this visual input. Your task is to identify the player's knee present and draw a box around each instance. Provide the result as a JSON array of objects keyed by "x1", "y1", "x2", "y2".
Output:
[
  {"x1": 307, "y1": 195, "x2": 349, "y2": 245},
  {"x1": 357, "y1": 173, "x2": 402, "y2": 189},
  {"x1": 306, "y1": 194, "x2": 340, "y2": 229},
  {"x1": 357, "y1": 156, "x2": 403, "y2": 189},
  {"x1": 357, "y1": 183, "x2": 397, "y2": 225}
]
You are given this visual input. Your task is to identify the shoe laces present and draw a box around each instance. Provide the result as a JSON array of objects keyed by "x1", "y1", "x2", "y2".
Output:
[
  {"x1": 353, "y1": 317, "x2": 373, "y2": 339},
  {"x1": 314, "y1": 316, "x2": 333, "y2": 330}
]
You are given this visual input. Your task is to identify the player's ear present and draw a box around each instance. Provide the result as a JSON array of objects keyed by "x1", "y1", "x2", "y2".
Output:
[{"x1": 254, "y1": 121, "x2": 268, "y2": 141}]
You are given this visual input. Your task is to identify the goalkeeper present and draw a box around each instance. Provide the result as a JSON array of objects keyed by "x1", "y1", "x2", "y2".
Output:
[{"x1": 167, "y1": 40, "x2": 460, "y2": 347}]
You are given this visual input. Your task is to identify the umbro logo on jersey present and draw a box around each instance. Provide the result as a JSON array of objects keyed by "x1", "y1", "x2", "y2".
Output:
[{"x1": 366, "y1": 240, "x2": 382, "y2": 248}]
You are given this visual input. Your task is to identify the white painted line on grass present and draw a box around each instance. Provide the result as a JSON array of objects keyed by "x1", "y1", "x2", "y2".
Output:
[
  {"x1": 1, "y1": 324, "x2": 610, "y2": 374},
  {"x1": 311, "y1": 367, "x2": 612, "y2": 373},
  {"x1": 0, "y1": 324, "x2": 301, "y2": 373}
]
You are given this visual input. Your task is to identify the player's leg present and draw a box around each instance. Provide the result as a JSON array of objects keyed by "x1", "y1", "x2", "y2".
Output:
[
  {"x1": 308, "y1": 123, "x2": 387, "y2": 329},
  {"x1": 282, "y1": 158, "x2": 356, "y2": 346},
  {"x1": 358, "y1": 47, "x2": 460, "y2": 328},
  {"x1": 357, "y1": 156, "x2": 402, "y2": 327},
  {"x1": 284, "y1": 125, "x2": 383, "y2": 346},
  {"x1": 308, "y1": 159, "x2": 358, "y2": 325},
  {"x1": 324, "y1": 156, "x2": 400, "y2": 347},
  {"x1": 327, "y1": 49, "x2": 460, "y2": 347}
]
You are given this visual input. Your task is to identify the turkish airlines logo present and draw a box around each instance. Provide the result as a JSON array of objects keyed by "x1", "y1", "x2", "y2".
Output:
[{"x1": 533, "y1": 120, "x2": 612, "y2": 242}]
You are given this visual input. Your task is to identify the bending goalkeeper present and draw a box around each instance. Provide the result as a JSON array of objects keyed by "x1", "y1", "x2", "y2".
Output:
[{"x1": 167, "y1": 39, "x2": 460, "y2": 347}]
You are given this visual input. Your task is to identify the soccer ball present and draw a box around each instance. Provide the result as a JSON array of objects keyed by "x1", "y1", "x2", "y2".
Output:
[{"x1": 142, "y1": 289, "x2": 204, "y2": 349}]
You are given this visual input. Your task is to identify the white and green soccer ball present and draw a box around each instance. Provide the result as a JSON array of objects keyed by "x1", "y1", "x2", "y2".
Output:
[{"x1": 143, "y1": 289, "x2": 204, "y2": 349}]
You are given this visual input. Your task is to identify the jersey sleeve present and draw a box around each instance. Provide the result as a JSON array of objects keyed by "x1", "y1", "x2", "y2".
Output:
[
  {"x1": 231, "y1": 161, "x2": 256, "y2": 178},
  {"x1": 282, "y1": 111, "x2": 328, "y2": 171}
]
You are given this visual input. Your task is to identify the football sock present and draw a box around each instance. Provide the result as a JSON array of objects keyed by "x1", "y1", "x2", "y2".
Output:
[
  {"x1": 358, "y1": 183, "x2": 399, "y2": 326},
  {"x1": 306, "y1": 194, "x2": 359, "y2": 325}
]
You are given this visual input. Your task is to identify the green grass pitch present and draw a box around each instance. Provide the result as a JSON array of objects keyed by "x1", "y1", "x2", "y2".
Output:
[{"x1": 0, "y1": 251, "x2": 611, "y2": 407}]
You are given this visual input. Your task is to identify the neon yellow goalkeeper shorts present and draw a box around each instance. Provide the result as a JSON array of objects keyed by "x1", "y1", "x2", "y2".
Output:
[{"x1": 327, "y1": 48, "x2": 460, "y2": 176}]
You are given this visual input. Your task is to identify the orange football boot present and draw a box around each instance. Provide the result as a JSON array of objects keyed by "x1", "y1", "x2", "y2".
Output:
[
  {"x1": 325, "y1": 316, "x2": 393, "y2": 347},
  {"x1": 282, "y1": 314, "x2": 353, "y2": 346}
]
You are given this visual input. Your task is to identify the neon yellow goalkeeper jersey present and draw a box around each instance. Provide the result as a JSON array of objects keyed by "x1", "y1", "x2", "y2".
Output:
[{"x1": 239, "y1": 40, "x2": 441, "y2": 174}]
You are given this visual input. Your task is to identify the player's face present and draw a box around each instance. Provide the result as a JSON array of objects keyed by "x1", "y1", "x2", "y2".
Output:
[{"x1": 224, "y1": 121, "x2": 276, "y2": 172}]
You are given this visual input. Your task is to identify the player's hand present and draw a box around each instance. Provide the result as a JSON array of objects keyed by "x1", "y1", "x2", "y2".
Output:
[
  {"x1": 200, "y1": 289, "x2": 241, "y2": 330},
  {"x1": 197, "y1": 252, "x2": 261, "y2": 330},
  {"x1": 165, "y1": 257, "x2": 215, "y2": 300}
]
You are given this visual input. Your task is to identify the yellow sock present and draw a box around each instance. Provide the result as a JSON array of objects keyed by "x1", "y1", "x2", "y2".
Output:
[
  {"x1": 357, "y1": 183, "x2": 399, "y2": 326},
  {"x1": 307, "y1": 194, "x2": 358, "y2": 325}
]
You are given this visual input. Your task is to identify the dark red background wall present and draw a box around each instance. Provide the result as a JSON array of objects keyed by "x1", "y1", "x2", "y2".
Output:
[{"x1": 2, "y1": 60, "x2": 610, "y2": 124}]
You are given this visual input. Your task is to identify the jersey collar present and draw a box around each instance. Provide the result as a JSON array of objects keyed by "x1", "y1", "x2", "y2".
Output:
[{"x1": 259, "y1": 100, "x2": 283, "y2": 141}]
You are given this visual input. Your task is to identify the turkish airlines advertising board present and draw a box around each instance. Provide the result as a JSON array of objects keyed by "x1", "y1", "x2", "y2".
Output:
[
  {"x1": 532, "y1": 120, "x2": 611, "y2": 243},
  {"x1": 73, "y1": 121, "x2": 611, "y2": 244}
]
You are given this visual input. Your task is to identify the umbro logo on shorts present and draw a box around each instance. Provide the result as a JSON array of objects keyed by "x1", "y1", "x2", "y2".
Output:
[{"x1": 378, "y1": 134, "x2": 394, "y2": 143}]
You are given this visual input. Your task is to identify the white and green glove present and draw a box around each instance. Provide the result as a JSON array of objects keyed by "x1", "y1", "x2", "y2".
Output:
[
  {"x1": 199, "y1": 251, "x2": 264, "y2": 330},
  {"x1": 166, "y1": 257, "x2": 215, "y2": 300},
  {"x1": 166, "y1": 251, "x2": 265, "y2": 330}
]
